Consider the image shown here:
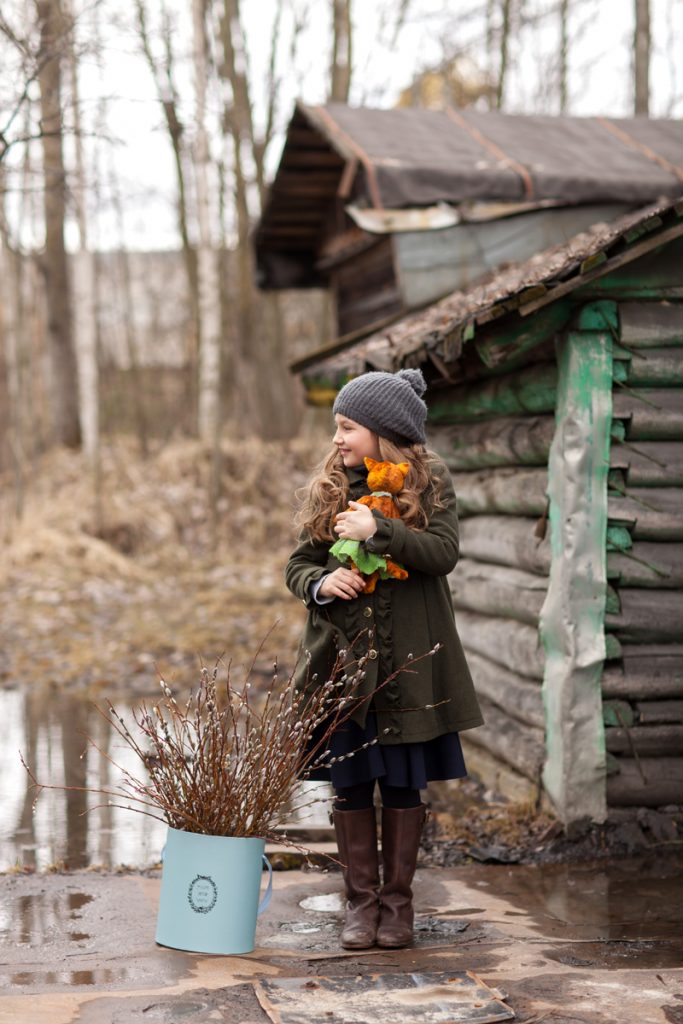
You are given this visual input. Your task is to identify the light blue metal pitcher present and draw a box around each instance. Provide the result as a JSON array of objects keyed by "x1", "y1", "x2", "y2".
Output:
[{"x1": 155, "y1": 827, "x2": 273, "y2": 955}]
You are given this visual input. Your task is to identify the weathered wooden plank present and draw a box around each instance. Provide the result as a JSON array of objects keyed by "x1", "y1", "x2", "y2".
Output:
[
  {"x1": 459, "y1": 739, "x2": 540, "y2": 802},
  {"x1": 606, "y1": 757, "x2": 683, "y2": 806},
  {"x1": 636, "y1": 700, "x2": 683, "y2": 724},
  {"x1": 605, "y1": 589, "x2": 683, "y2": 642},
  {"x1": 465, "y1": 650, "x2": 544, "y2": 728},
  {"x1": 621, "y1": 347, "x2": 683, "y2": 387},
  {"x1": 453, "y1": 467, "x2": 547, "y2": 517},
  {"x1": 459, "y1": 515, "x2": 551, "y2": 576},
  {"x1": 613, "y1": 389, "x2": 683, "y2": 440},
  {"x1": 610, "y1": 440, "x2": 683, "y2": 486},
  {"x1": 602, "y1": 645, "x2": 683, "y2": 699},
  {"x1": 607, "y1": 541, "x2": 683, "y2": 587},
  {"x1": 428, "y1": 364, "x2": 558, "y2": 424},
  {"x1": 457, "y1": 609, "x2": 544, "y2": 681},
  {"x1": 608, "y1": 489, "x2": 683, "y2": 540},
  {"x1": 474, "y1": 300, "x2": 572, "y2": 368},
  {"x1": 430, "y1": 415, "x2": 554, "y2": 470},
  {"x1": 619, "y1": 302, "x2": 683, "y2": 347},
  {"x1": 462, "y1": 696, "x2": 545, "y2": 781},
  {"x1": 605, "y1": 724, "x2": 683, "y2": 756},
  {"x1": 450, "y1": 558, "x2": 547, "y2": 626}
]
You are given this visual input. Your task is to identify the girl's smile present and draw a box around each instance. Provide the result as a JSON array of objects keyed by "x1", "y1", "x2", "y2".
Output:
[{"x1": 333, "y1": 414, "x2": 381, "y2": 467}]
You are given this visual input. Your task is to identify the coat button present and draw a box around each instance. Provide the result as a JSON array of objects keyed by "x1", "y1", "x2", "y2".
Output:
[
  {"x1": 363, "y1": 607, "x2": 373, "y2": 618},
  {"x1": 367, "y1": 649, "x2": 378, "y2": 660}
]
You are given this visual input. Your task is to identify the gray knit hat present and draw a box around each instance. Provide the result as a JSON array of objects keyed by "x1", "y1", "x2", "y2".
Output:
[{"x1": 333, "y1": 368, "x2": 428, "y2": 445}]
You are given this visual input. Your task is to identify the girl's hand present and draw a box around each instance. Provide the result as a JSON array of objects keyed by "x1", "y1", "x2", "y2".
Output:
[
  {"x1": 318, "y1": 567, "x2": 365, "y2": 600},
  {"x1": 334, "y1": 501, "x2": 377, "y2": 542}
]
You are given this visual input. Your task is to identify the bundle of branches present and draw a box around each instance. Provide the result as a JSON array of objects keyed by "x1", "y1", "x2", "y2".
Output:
[{"x1": 23, "y1": 638, "x2": 439, "y2": 844}]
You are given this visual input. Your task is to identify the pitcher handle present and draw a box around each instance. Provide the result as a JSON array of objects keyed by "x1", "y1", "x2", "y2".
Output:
[{"x1": 258, "y1": 854, "x2": 273, "y2": 916}]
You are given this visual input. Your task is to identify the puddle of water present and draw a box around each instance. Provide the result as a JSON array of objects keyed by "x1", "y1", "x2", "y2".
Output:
[
  {"x1": 1, "y1": 967, "x2": 131, "y2": 988},
  {"x1": 0, "y1": 890, "x2": 96, "y2": 947},
  {"x1": 0, "y1": 688, "x2": 167, "y2": 870},
  {"x1": 458, "y1": 856, "x2": 683, "y2": 943}
]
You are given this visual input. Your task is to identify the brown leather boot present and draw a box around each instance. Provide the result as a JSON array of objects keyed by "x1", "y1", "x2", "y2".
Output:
[
  {"x1": 376, "y1": 803, "x2": 427, "y2": 948},
  {"x1": 333, "y1": 806, "x2": 380, "y2": 949}
]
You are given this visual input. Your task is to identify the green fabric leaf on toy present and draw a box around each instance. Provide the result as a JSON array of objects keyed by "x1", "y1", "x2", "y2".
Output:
[{"x1": 330, "y1": 538, "x2": 388, "y2": 576}]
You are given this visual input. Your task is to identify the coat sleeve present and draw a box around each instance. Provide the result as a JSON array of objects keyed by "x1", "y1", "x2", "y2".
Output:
[
  {"x1": 366, "y1": 460, "x2": 460, "y2": 576},
  {"x1": 285, "y1": 534, "x2": 333, "y2": 607}
]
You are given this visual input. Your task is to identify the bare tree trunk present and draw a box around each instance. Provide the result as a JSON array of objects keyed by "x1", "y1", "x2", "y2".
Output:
[
  {"x1": 496, "y1": 0, "x2": 513, "y2": 110},
  {"x1": 218, "y1": 0, "x2": 301, "y2": 439},
  {"x1": 67, "y1": 3, "x2": 99, "y2": 471},
  {"x1": 35, "y1": 0, "x2": 80, "y2": 447},
  {"x1": 558, "y1": 0, "x2": 569, "y2": 113},
  {"x1": 0, "y1": 235, "x2": 24, "y2": 519},
  {"x1": 330, "y1": 0, "x2": 352, "y2": 102},
  {"x1": 192, "y1": 0, "x2": 221, "y2": 444},
  {"x1": 634, "y1": 0, "x2": 650, "y2": 115},
  {"x1": 136, "y1": 0, "x2": 199, "y2": 423},
  {"x1": 110, "y1": 176, "x2": 149, "y2": 457}
]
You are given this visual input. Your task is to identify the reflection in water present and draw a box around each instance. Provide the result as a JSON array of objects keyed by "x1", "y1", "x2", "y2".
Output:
[{"x1": 0, "y1": 689, "x2": 166, "y2": 871}]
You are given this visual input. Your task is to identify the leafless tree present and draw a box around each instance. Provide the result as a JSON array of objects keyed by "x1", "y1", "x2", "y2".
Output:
[
  {"x1": 135, "y1": 0, "x2": 199, "y2": 419},
  {"x1": 34, "y1": 0, "x2": 80, "y2": 446},
  {"x1": 330, "y1": 0, "x2": 352, "y2": 102},
  {"x1": 634, "y1": 0, "x2": 650, "y2": 115}
]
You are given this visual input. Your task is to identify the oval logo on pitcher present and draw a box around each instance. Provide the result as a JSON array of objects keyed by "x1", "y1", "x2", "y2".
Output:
[{"x1": 188, "y1": 874, "x2": 218, "y2": 914}]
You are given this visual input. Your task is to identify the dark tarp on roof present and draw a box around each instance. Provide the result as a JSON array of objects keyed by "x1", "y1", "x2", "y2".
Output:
[{"x1": 320, "y1": 104, "x2": 683, "y2": 208}]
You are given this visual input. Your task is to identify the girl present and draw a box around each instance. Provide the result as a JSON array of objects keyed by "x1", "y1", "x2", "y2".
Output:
[{"x1": 285, "y1": 368, "x2": 482, "y2": 950}]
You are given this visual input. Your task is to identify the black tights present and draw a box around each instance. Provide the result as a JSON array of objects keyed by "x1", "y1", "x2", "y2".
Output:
[{"x1": 334, "y1": 779, "x2": 421, "y2": 811}]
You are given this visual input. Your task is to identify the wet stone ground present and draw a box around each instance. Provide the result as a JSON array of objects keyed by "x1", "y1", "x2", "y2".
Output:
[{"x1": 0, "y1": 852, "x2": 681, "y2": 1024}]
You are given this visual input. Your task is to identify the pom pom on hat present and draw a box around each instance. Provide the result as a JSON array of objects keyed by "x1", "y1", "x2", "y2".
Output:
[{"x1": 333, "y1": 368, "x2": 428, "y2": 445}]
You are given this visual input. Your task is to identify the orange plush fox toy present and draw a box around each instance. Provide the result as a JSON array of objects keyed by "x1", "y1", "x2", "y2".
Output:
[{"x1": 331, "y1": 457, "x2": 409, "y2": 594}]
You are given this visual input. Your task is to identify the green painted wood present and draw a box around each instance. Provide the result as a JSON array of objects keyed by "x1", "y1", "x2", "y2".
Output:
[
  {"x1": 576, "y1": 300, "x2": 618, "y2": 333},
  {"x1": 539, "y1": 323, "x2": 612, "y2": 824},
  {"x1": 577, "y1": 235, "x2": 683, "y2": 298},
  {"x1": 427, "y1": 363, "x2": 558, "y2": 424},
  {"x1": 603, "y1": 699, "x2": 635, "y2": 728},
  {"x1": 607, "y1": 525, "x2": 633, "y2": 551},
  {"x1": 475, "y1": 300, "x2": 572, "y2": 369}
]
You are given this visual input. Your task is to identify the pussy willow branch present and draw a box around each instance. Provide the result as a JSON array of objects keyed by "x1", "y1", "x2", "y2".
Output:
[{"x1": 22, "y1": 635, "x2": 440, "y2": 845}]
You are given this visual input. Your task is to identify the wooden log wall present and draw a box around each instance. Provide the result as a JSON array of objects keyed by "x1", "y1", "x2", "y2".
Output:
[
  {"x1": 430, "y1": 364, "x2": 554, "y2": 787},
  {"x1": 604, "y1": 300, "x2": 683, "y2": 809}
]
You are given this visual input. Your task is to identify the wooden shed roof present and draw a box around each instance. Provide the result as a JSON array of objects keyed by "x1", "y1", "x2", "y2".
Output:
[
  {"x1": 257, "y1": 103, "x2": 683, "y2": 288},
  {"x1": 295, "y1": 194, "x2": 683, "y2": 383}
]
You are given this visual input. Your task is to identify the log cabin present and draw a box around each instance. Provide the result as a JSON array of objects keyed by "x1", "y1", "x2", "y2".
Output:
[{"x1": 256, "y1": 103, "x2": 683, "y2": 825}]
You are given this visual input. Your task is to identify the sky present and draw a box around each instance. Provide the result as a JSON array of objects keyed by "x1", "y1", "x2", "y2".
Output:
[{"x1": 4, "y1": 0, "x2": 683, "y2": 251}]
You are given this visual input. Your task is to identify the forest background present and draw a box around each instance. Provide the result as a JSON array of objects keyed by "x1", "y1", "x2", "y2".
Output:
[{"x1": 0, "y1": 0, "x2": 681, "y2": 695}]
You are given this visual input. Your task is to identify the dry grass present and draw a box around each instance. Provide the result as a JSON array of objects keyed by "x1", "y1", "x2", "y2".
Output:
[{"x1": 0, "y1": 435, "x2": 329, "y2": 695}]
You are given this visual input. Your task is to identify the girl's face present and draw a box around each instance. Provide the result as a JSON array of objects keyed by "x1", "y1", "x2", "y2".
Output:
[{"x1": 333, "y1": 414, "x2": 381, "y2": 468}]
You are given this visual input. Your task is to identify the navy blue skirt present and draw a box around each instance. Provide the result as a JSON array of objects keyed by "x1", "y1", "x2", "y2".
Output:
[{"x1": 306, "y1": 712, "x2": 467, "y2": 790}]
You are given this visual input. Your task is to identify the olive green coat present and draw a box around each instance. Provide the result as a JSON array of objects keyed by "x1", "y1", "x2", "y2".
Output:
[{"x1": 285, "y1": 458, "x2": 483, "y2": 744}]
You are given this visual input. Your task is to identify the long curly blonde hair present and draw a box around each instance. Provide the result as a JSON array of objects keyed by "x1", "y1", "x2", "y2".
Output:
[{"x1": 295, "y1": 437, "x2": 445, "y2": 543}]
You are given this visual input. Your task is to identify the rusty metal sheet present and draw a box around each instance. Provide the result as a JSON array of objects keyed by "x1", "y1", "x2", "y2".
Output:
[{"x1": 253, "y1": 970, "x2": 514, "y2": 1024}]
